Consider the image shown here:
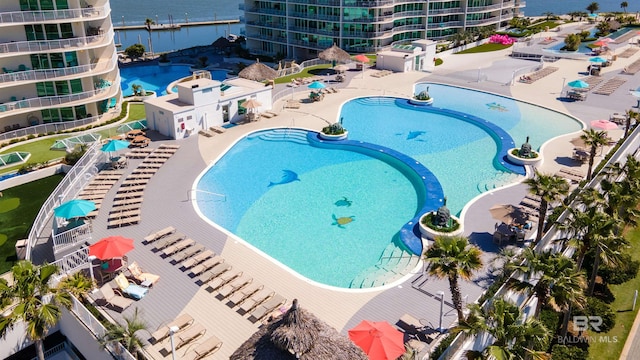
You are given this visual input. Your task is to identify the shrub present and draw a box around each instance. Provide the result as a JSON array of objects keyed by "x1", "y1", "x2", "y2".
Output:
[
  {"x1": 430, "y1": 332, "x2": 457, "y2": 360},
  {"x1": 434, "y1": 58, "x2": 443, "y2": 66},
  {"x1": 321, "y1": 122, "x2": 346, "y2": 135},
  {"x1": 414, "y1": 90, "x2": 431, "y2": 101},
  {"x1": 17, "y1": 163, "x2": 35, "y2": 174},
  {"x1": 421, "y1": 212, "x2": 460, "y2": 233},
  {"x1": 550, "y1": 344, "x2": 589, "y2": 359},
  {"x1": 574, "y1": 297, "x2": 615, "y2": 333},
  {"x1": 598, "y1": 254, "x2": 640, "y2": 285},
  {"x1": 511, "y1": 148, "x2": 539, "y2": 158},
  {"x1": 26, "y1": 134, "x2": 36, "y2": 139},
  {"x1": 124, "y1": 43, "x2": 145, "y2": 58},
  {"x1": 64, "y1": 145, "x2": 87, "y2": 166}
]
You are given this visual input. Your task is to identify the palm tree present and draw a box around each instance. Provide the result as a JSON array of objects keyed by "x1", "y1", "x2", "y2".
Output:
[
  {"x1": 507, "y1": 248, "x2": 587, "y2": 317},
  {"x1": 524, "y1": 171, "x2": 569, "y2": 243},
  {"x1": 423, "y1": 235, "x2": 483, "y2": 323},
  {"x1": 99, "y1": 308, "x2": 148, "y2": 355},
  {"x1": 456, "y1": 299, "x2": 551, "y2": 360},
  {"x1": 621, "y1": 1, "x2": 629, "y2": 13},
  {"x1": 59, "y1": 271, "x2": 94, "y2": 301},
  {"x1": 144, "y1": 18, "x2": 155, "y2": 55},
  {"x1": 624, "y1": 109, "x2": 636, "y2": 137},
  {"x1": 580, "y1": 129, "x2": 609, "y2": 180},
  {"x1": 587, "y1": 2, "x2": 600, "y2": 14},
  {"x1": 0, "y1": 261, "x2": 83, "y2": 360}
]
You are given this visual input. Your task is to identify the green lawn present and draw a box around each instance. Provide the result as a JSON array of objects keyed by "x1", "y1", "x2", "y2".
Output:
[
  {"x1": 274, "y1": 64, "x2": 333, "y2": 84},
  {"x1": 456, "y1": 43, "x2": 513, "y2": 54},
  {"x1": 0, "y1": 173, "x2": 64, "y2": 273},
  {"x1": 587, "y1": 226, "x2": 640, "y2": 360}
]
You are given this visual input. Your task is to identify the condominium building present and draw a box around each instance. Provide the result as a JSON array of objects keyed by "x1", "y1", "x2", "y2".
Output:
[
  {"x1": 244, "y1": 0, "x2": 525, "y2": 59},
  {"x1": 0, "y1": 0, "x2": 120, "y2": 133}
]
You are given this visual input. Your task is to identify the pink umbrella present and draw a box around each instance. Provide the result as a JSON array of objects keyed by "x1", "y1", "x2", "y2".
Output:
[{"x1": 590, "y1": 119, "x2": 618, "y2": 130}]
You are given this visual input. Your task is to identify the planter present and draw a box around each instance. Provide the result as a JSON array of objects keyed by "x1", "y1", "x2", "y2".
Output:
[
  {"x1": 506, "y1": 148, "x2": 541, "y2": 166},
  {"x1": 409, "y1": 98, "x2": 434, "y2": 106},
  {"x1": 319, "y1": 131, "x2": 348, "y2": 141},
  {"x1": 419, "y1": 212, "x2": 463, "y2": 240}
]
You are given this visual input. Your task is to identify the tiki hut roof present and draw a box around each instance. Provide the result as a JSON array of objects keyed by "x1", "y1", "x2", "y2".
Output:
[
  {"x1": 318, "y1": 44, "x2": 351, "y2": 63},
  {"x1": 230, "y1": 299, "x2": 368, "y2": 360},
  {"x1": 238, "y1": 60, "x2": 278, "y2": 82}
]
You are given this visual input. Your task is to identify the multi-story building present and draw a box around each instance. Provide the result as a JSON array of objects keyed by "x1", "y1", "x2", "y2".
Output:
[
  {"x1": 244, "y1": 0, "x2": 525, "y2": 59},
  {"x1": 0, "y1": 0, "x2": 120, "y2": 133}
]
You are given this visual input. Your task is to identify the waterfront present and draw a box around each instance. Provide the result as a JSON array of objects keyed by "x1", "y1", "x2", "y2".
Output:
[{"x1": 525, "y1": 0, "x2": 639, "y2": 16}]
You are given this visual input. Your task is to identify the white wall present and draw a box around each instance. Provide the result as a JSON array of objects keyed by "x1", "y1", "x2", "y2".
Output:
[
  {"x1": 0, "y1": 164, "x2": 67, "y2": 191},
  {"x1": 58, "y1": 309, "x2": 114, "y2": 360},
  {"x1": 0, "y1": 321, "x2": 61, "y2": 359}
]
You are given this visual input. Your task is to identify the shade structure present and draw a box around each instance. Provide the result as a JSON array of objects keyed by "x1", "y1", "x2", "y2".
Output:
[
  {"x1": 333, "y1": 64, "x2": 349, "y2": 72},
  {"x1": 567, "y1": 80, "x2": 589, "y2": 89},
  {"x1": 589, "y1": 56, "x2": 607, "y2": 63},
  {"x1": 54, "y1": 199, "x2": 96, "y2": 219},
  {"x1": 318, "y1": 44, "x2": 352, "y2": 63},
  {"x1": 570, "y1": 136, "x2": 587, "y2": 149},
  {"x1": 348, "y1": 320, "x2": 405, "y2": 360},
  {"x1": 353, "y1": 54, "x2": 370, "y2": 63},
  {"x1": 242, "y1": 98, "x2": 262, "y2": 109},
  {"x1": 489, "y1": 204, "x2": 529, "y2": 225},
  {"x1": 89, "y1": 236, "x2": 134, "y2": 260},
  {"x1": 238, "y1": 60, "x2": 278, "y2": 82},
  {"x1": 101, "y1": 139, "x2": 130, "y2": 153},
  {"x1": 308, "y1": 81, "x2": 326, "y2": 89},
  {"x1": 590, "y1": 119, "x2": 618, "y2": 130}
]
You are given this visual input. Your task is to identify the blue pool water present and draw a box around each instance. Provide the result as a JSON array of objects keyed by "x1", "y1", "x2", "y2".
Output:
[
  {"x1": 119, "y1": 65, "x2": 228, "y2": 96},
  {"x1": 195, "y1": 84, "x2": 582, "y2": 288}
]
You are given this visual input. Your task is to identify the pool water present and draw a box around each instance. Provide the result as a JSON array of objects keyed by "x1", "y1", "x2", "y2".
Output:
[{"x1": 119, "y1": 64, "x2": 228, "y2": 96}]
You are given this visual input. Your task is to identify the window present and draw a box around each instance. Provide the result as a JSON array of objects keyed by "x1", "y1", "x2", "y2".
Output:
[
  {"x1": 238, "y1": 99, "x2": 246, "y2": 115},
  {"x1": 187, "y1": 115, "x2": 193, "y2": 120}
]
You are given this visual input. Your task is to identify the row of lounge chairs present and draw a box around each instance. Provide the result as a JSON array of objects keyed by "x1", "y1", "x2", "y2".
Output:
[
  {"x1": 150, "y1": 313, "x2": 222, "y2": 359},
  {"x1": 520, "y1": 66, "x2": 559, "y2": 84},
  {"x1": 556, "y1": 166, "x2": 585, "y2": 183},
  {"x1": 618, "y1": 47, "x2": 639, "y2": 59},
  {"x1": 593, "y1": 76, "x2": 627, "y2": 95},
  {"x1": 371, "y1": 70, "x2": 393, "y2": 78},
  {"x1": 623, "y1": 58, "x2": 640, "y2": 75},
  {"x1": 77, "y1": 169, "x2": 125, "y2": 217}
]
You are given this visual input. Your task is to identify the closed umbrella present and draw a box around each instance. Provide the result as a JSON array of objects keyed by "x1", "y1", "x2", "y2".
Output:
[
  {"x1": 489, "y1": 204, "x2": 529, "y2": 225},
  {"x1": 242, "y1": 98, "x2": 262, "y2": 109},
  {"x1": 590, "y1": 119, "x2": 618, "y2": 130},
  {"x1": 54, "y1": 199, "x2": 96, "y2": 219},
  {"x1": 333, "y1": 64, "x2": 349, "y2": 73},
  {"x1": 567, "y1": 80, "x2": 589, "y2": 89},
  {"x1": 89, "y1": 236, "x2": 135, "y2": 260},
  {"x1": 308, "y1": 81, "x2": 326, "y2": 89},
  {"x1": 348, "y1": 320, "x2": 405, "y2": 360},
  {"x1": 570, "y1": 136, "x2": 587, "y2": 149}
]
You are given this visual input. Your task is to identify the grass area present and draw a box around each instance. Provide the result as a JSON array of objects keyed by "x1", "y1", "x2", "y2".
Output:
[
  {"x1": 587, "y1": 225, "x2": 640, "y2": 360},
  {"x1": 456, "y1": 43, "x2": 513, "y2": 54},
  {"x1": 274, "y1": 64, "x2": 333, "y2": 84},
  {"x1": 0, "y1": 173, "x2": 64, "y2": 273}
]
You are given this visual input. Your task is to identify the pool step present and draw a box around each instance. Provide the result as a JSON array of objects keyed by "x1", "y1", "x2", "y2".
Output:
[
  {"x1": 349, "y1": 243, "x2": 420, "y2": 288},
  {"x1": 476, "y1": 171, "x2": 523, "y2": 193},
  {"x1": 353, "y1": 97, "x2": 396, "y2": 107},
  {"x1": 258, "y1": 129, "x2": 309, "y2": 144}
]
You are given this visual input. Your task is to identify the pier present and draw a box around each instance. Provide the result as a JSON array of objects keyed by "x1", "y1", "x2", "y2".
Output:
[{"x1": 113, "y1": 19, "x2": 240, "y2": 31}]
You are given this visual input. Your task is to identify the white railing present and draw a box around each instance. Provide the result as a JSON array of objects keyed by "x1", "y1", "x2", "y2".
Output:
[
  {"x1": 25, "y1": 141, "x2": 106, "y2": 260},
  {"x1": 0, "y1": 28, "x2": 114, "y2": 55},
  {"x1": 53, "y1": 221, "x2": 93, "y2": 254},
  {"x1": 0, "y1": 114, "x2": 102, "y2": 142},
  {"x1": 0, "y1": 3, "x2": 110, "y2": 24},
  {"x1": 51, "y1": 247, "x2": 90, "y2": 279},
  {"x1": 0, "y1": 73, "x2": 120, "y2": 113},
  {"x1": 0, "y1": 52, "x2": 118, "y2": 84}
]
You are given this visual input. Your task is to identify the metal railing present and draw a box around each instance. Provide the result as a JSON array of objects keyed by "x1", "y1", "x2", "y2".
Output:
[
  {"x1": 0, "y1": 52, "x2": 118, "y2": 84},
  {"x1": 0, "y1": 3, "x2": 110, "y2": 24},
  {"x1": 25, "y1": 141, "x2": 105, "y2": 260},
  {"x1": 0, "y1": 29, "x2": 114, "y2": 55},
  {"x1": 0, "y1": 114, "x2": 101, "y2": 142},
  {"x1": 53, "y1": 219, "x2": 93, "y2": 254},
  {"x1": 51, "y1": 247, "x2": 90, "y2": 278}
]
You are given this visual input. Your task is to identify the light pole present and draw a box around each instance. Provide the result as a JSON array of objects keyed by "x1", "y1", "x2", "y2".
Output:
[
  {"x1": 561, "y1": 77, "x2": 566, "y2": 95},
  {"x1": 169, "y1": 326, "x2": 179, "y2": 360},
  {"x1": 88, "y1": 255, "x2": 97, "y2": 291},
  {"x1": 437, "y1": 290, "x2": 445, "y2": 333},
  {"x1": 185, "y1": 13, "x2": 188, "y2": 24},
  {"x1": 121, "y1": 16, "x2": 124, "y2": 27}
]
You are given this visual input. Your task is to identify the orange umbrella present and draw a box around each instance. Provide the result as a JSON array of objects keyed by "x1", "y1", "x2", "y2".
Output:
[
  {"x1": 348, "y1": 320, "x2": 405, "y2": 360},
  {"x1": 354, "y1": 54, "x2": 370, "y2": 63},
  {"x1": 89, "y1": 236, "x2": 134, "y2": 260}
]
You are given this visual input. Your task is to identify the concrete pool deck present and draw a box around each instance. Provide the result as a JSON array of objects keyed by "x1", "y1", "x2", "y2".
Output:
[{"x1": 50, "y1": 42, "x2": 640, "y2": 358}]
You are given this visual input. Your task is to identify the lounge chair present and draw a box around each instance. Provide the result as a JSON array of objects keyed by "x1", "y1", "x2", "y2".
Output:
[
  {"x1": 150, "y1": 313, "x2": 194, "y2": 343},
  {"x1": 206, "y1": 269, "x2": 242, "y2": 291},
  {"x1": 190, "y1": 255, "x2": 224, "y2": 277},
  {"x1": 210, "y1": 126, "x2": 226, "y2": 134},
  {"x1": 396, "y1": 313, "x2": 425, "y2": 334},
  {"x1": 161, "y1": 238, "x2": 195, "y2": 257},
  {"x1": 248, "y1": 294, "x2": 287, "y2": 323},
  {"x1": 197, "y1": 262, "x2": 231, "y2": 285},
  {"x1": 216, "y1": 274, "x2": 252, "y2": 299},
  {"x1": 143, "y1": 226, "x2": 176, "y2": 243},
  {"x1": 238, "y1": 288, "x2": 274, "y2": 314},
  {"x1": 153, "y1": 232, "x2": 187, "y2": 251},
  {"x1": 114, "y1": 273, "x2": 149, "y2": 300},
  {"x1": 183, "y1": 335, "x2": 223, "y2": 360},
  {"x1": 226, "y1": 282, "x2": 263, "y2": 308},
  {"x1": 181, "y1": 249, "x2": 214, "y2": 269},
  {"x1": 127, "y1": 261, "x2": 160, "y2": 286},
  {"x1": 99, "y1": 283, "x2": 134, "y2": 311},
  {"x1": 163, "y1": 323, "x2": 206, "y2": 352},
  {"x1": 171, "y1": 243, "x2": 205, "y2": 264}
]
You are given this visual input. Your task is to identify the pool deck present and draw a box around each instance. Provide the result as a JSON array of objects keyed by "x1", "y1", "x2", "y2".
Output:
[{"x1": 43, "y1": 38, "x2": 640, "y2": 358}]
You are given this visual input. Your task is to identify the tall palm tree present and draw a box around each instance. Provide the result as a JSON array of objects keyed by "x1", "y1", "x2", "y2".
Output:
[
  {"x1": 0, "y1": 261, "x2": 83, "y2": 360},
  {"x1": 524, "y1": 171, "x2": 569, "y2": 243},
  {"x1": 456, "y1": 299, "x2": 551, "y2": 360},
  {"x1": 423, "y1": 235, "x2": 483, "y2": 323},
  {"x1": 587, "y1": 2, "x2": 600, "y2": 14},
  {"x1": 621, "y1": 2, "x2": 629, "y2": 13},
  {"x1": 580, "y1": 129, "x2": 609, "y2": 180},
  {"x1": 144, "y1": 18, "x2": 155, "y2": 55},
  {"x1": 624, "y1": 109, "x2": 636, "y2": 138},
  {"x1": 507, "y1": 248, "x2": 587, "y2": 317},
  {"x1": 99, "y1": 308, "x2": 148, "y2": 355}
]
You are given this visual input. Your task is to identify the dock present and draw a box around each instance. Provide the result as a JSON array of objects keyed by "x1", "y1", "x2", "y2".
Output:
[{"x1": 113, "y1": 19, "x2": 240, "y2": 31}]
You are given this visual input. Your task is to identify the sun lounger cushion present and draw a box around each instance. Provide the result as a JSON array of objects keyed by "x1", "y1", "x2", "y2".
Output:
[
  {"x1": 115, "y1": 274, "x2": 149, "y2": 300},
  {"x1": 226, "y1": 282, "x2": 263, "y2": 307},
  {"x1": 128, "y1": 261, "x2": 160, "y2": 285}
]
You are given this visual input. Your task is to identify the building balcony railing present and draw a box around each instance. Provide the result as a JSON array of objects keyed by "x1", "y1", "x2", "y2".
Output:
[
  {"x1": 428, "y1": 8, "x2": 464, "y2": 15},
  {"x1": 342, "y1": 13, "x2": 395, "y2": 23},
  {"x1": 0, "y1": 3, "x2": 111, "y2": 25},
  {"x1": 394, "y1": 10, "x2": 426, "y2": 18},
  {"x1": 466, "y1": 3, "x2": 504, "y2": 13},
  {"x1": 245, "y1": 8, "x2": 286, "y2": 17},
  {"x1": 427, "y1": 20, "x2": 463, "y2": 29},
  {"x1": 245, "y1": 21, "x2": 287, "y2": 30},
  {"x1": 392, "y1": 24, "x2": 426, "y2": 33},
  {"x1": 248, "y1": 34, "x2": 288, "y2": 43},
  {"x1": 0, "y1": 74, "x2": 119, "y2": 114},
  {"x1": 289, "y1": 12, "x2": 340, "y2": 22},
  {"x1": 289, "y1": 26, "x2": 340, "y2": 37},
  {"x1": 0, "y1": 52, "x2": 117, "y2": 86},
  {"x1": 0, "y1": 29, "x2": 114, "y2": 56},
  {"x1": 466, "y1": 16, "x2": 500, "y2": 26}
]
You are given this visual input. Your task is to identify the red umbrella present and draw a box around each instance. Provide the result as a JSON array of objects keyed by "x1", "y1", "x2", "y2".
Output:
[
  {"x1": 89, "y1": 236, "x2": 135, "y2": 260},
  {"x1": 348, "y1": 320, "x2": 405, "y2": 360},
  {"x1": 354, "y1": 54, "x2": 370, "y2": 63},
  {"x1": 590, "y1": 119, "x2": 618, "y2": 130}
]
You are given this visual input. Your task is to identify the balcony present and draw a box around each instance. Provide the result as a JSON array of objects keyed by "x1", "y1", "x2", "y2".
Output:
[
  {"x1": 289, "y1": 12, "x2": 340, "y2": 22},
  {"x1": 393, "y1": 24, "x2": 426, "y2": 33},
  {"x1": 0, "y1": 52, "x2": 118, "y2": 87},
  {"x1": 427, "y1": 21, "x2": 464, "y2": 29},
  {"x1": 428, "y1": 8, "x2": 464, "y2": 15},
  {"x1": 245, "y1": 8, "x2": 286, "y2": 17},
  {"x1": 466, "y1": 16, "x2": 500, "y2": 26},
  {"x1": 0, "y1": 29, "x2": 114, "y2": 58},
  {"x1": 289, "y1": 26, "x2": 339, "y2": 37},
  {"x1": 0, "y1": 74, "x2": 119, "y2": 115},
  {"x1": 245, "y1": 21, "x2": 287, "y2": 30},
  {"x1": 466, "y1": 3, "x2": 504, "y2": 13},
  {"x1": 0, "y1": 3, "x2": 111, "y2": 25}
]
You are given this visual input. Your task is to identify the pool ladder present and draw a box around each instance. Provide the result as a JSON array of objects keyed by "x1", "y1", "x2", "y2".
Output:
[{"x1": 187, "y1": 189, "x2": 226, "y2": 202}]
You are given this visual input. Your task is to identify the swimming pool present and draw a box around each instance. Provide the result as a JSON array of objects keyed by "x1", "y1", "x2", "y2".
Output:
[
  {"x1": 195, "y1": 84, "x2": 582, "y2": 288},
  {"x1": 119, "y1": 64, "x2": 228, "y2": 96}
]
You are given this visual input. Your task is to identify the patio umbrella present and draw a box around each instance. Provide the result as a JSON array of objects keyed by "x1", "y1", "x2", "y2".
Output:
[
  {"x1": 348, "y1": 320, "x2": 405, "y2": 360},
  {"x1": 318, "y1": 44, "x2": 352, "y2": 64},
  {"x1": 333, "y1": 64, "x2": 349, "y2": 73},
  {"x1": 353, "y1": 54, "x2": 370, "y2": 63},
  {"x1": 589, "y1": 56, "x2": 607, "y2": 63},
  {"x1": 242, "y1": 98, "x2": 262, "y2": 109},
  {"x1": 101, "y1": 139, "x2": 130, "y2": 153},
  {"x1": 567, "y1": 80, "x2": 589, "y2": 89},
  {"x1": 590, "y1": 119, "x2": 618, "y2": 130},
  {"x1": 570, "y1": 136, "x2": 587, "y2": 149},
  {"x1": 238, "y1": 59, "x2": 278, "y2": 82},
  {"x1": 308, "y1": 81, "x2": 326, "y2": 89},
  {"x1": 54, "y1": 199, "x2": 96, "y2": 219},
  {"x1": 89, "y1": 236, "x2": 135, "y2": 260},
  {"x1": 489, "y1": 204, "x2": 529, "y2": 225}
]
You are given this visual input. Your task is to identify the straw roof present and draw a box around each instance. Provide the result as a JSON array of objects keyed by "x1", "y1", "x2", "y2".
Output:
[
  {"x1": 318, "y1": 44, "x2": 351, "y2": 63},
  {"x1": 230, "y1": 299, "x2": 368, "y2": 360},
  {"x1": 238, "y1": 60, "x2": 278, "y2": 82}
]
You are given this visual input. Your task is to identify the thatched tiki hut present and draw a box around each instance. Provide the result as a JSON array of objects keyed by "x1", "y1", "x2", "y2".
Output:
[
  {"x1": 238, "y1": 59, "x2": 278, "y2": 82},
  {"x1": 318, "y1": 44, "x2": 352, "y2": 66},
  {"x1": 230, "y1": 299, "x2": 368, "y2": 359}
]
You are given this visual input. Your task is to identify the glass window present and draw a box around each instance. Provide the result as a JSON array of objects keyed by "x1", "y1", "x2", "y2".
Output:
[
  {"x1": 74, "y1": 105, "x2": 87, "y2": 119},
  {"x1": 20, "y1": 0, "x2": 39, "y2": 11},
  {"x1": 50, "y1": 53, "x2": 64, "y2": 68},
  {"x1": 36, "y1": 82, "x2": 56, "y2": 97},
  {"x1": 60, "y1": 23, "x2": 73, "y2": 39},
  {"x1": 40, "y1": 0, "x2": 54, "y2": 10},
  {"x1": 55, "y1": 0, "x2": 69, "y2": 10},
  {"x1": 45, "y1": 24, "x2": 60, "y2": 40},
  {"x1": 24, "y1": 25, "x2": 36, "y2": 41},
  {"x1": 70, "y1": 79, "x2": 83, "y2": 93},
  {"x1": 55, "y1": 81, "x2": 69, "y2": 95},
  {"x1": 60, "y1": 107, "x2": 74, "y2": 121},
  {"x1": 64, "y1": 52, "x2": 78, "y2": 67}
]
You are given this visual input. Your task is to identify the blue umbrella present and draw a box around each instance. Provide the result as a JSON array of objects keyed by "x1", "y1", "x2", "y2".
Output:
[
  {"x1": 101, "y1": 139, "x2": 130, "y2": 152},
  {"x1": 308, "y1": 81, "x2": 326, "y2": 89},
  {"x1": 589, "y1": 57, "x2": 607, "y2": 63},
  {"x1": 567, "y1": 80, "x2": 589, "y2": 89},
  {"x1": 54, "y1": 199, "x2": 96, "y2": 219}
]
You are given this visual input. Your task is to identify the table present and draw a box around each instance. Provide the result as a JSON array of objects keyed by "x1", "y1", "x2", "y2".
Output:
[{"x1": 140, "y1": 279, "x2": 153, "y2": 288}]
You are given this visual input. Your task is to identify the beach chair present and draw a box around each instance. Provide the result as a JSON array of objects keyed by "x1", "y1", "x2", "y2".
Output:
[
  {"x1": 190, "y1": 255, "x2": 224, "y2": 277},
  {"x1": 248, "y1": 294, "x2": 287, "y2": 323},
  {"x1": 171, "y1": 243, "x2": 205, "y2": 264},
  {"x1": 197, "y1": 262, "x2": 231, "y2": 285},
  {"x1": 238, "y1": 288, "x2": 274, "y2": 314},
  {"x1": 99, "y1": 283, "x2": 134, "y2": 312},
  {"x1": 397, "y1": 313, "x2": 425, "y2": 334},
  {"x1": 153, "y1": 232, "x2": 186, "y2": 251},
  {"x1": 183, "y1": 335, "x2": 223, "y2": 360},
  {"x1": 181, "y1": 249, "x2": 215, "y2": 269},
  {"x1": 226, "y1": 282, "x2": 263, "y2": 308},
  {"x1": 143, "y1": 226, "x2": 175, "y2": 243},
  {"x1": 163, "y1": 323, "x2": 206, "y2": 352},
  {"x1": 114, "y1": 273, "x2": 149, "y2": 300},
  {"x1": 127, "y1": 261, "x2": 160, "y2": 286},
  {"x1": 216, "y1": 274, "x2": 252, "y2": 299},
  {"x1": 161, "y1": 238, "x2": 195, "y2": 257},
  {"x1": 150, "y1": 313, "x2": 194, "y2": 343},
  {"x1": 206, "y1": 269, "x2": 242, "y2": 292}
]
